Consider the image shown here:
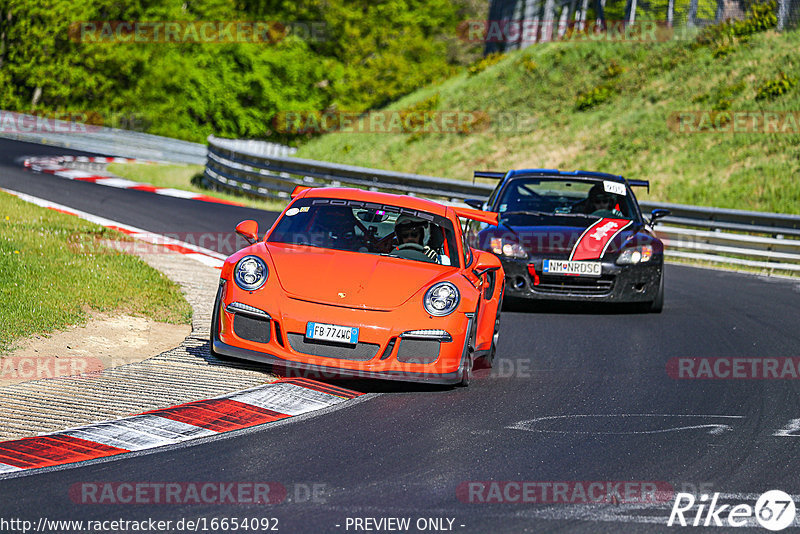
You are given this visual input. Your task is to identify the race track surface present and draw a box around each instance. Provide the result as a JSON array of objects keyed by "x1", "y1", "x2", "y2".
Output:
[{"x1": 1, "y1": 138, "x2": 799, "y2": 533}]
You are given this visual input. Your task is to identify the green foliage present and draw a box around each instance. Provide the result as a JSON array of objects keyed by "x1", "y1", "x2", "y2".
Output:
[
  {"x1": 696, "y1": 0, "x2": 777, "y2": 49},
  {"x1": 755, "y1": 71, "x2": 797, "y2": 100},
  {"x1": 575, "y1": 84, "x2": 616, "y2": 110},
  {"x1": 296, "y1": 30, "x2": 800, "y2": 215},
  {"x1": 0, "y1": 191, "x2": 191, "y2": 351},
  {"x1": 602, "y1": 60, "x2": 626, "y2": 79},
  {"x1": 468, "y1": 52, "x2": 505, "y2": 76},
  {"x1": 517, "y1": 56, "x2": 539, "y2": 74},
  {"x1": 0, "y1": 0, "x2": 486, "y2": 143},
  {"x1": 692, "y1": 81, "x2": 746, "y2": 110}
]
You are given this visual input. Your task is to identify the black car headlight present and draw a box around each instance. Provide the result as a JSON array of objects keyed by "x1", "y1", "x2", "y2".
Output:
[
  {"x1": 489, "y1": 237, "x2": 528, "y2": 259},
  {"x1": 234, "y1": 255, "x2": 268, "y2": 290},
  {"x1": 424, "y1": 282, "x2": 460, "y2": 317},
  {"x1": 616, "y1": 245, "x2": 653, "y2": 265}
]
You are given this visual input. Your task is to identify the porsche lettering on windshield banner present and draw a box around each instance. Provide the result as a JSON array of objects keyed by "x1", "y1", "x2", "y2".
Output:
[{"x1": 569, "y1": 218, "x2": 632, "y2": 261}]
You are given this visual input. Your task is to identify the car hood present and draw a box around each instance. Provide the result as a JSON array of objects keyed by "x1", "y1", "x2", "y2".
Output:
[
  {"x1": 266, "y1": 243, "x2": 451, "y2": 310},
  {"x1": 481, "y1": 217, "x2": 649, "y2": 258}
]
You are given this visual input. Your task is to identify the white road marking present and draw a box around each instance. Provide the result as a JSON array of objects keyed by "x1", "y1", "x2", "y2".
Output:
[
  {"x1": 508, "y1": 414, "x2": 745, "y2": 435},
  {"x1": 91, "y1": 177, "x2": 142, "y2": 188},
  {"x1": 52, "y1": 169, "x2": 93, "y2": 179},
  {"x1": 155, "y1": 188, "x2": 202, "y2": 199},
  {"x1": 0, "y1": 188, "x2": 225, "y2": 267},
  {"x1": 0, "y1": 463, "x2": 23, "y2": 473},
  {"x1": 773, "y1": 418, "x2": 800, "y2": 437},
  {"x1": 230, "y1": 383, "x2": 349, "y2": 416},
  {"x1": 60, "y1": 415, "x2": 215, "y2": 451}
]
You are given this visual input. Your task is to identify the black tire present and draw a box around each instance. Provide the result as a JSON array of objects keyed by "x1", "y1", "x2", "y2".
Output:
[
  {"x1": 457, "y1": 351, "x2": 472, "y2": 387},
  {"x1": 479, "y1": 284, "x2": 504, "y2": 369},
  {"x1": 209, "y1": 283, "x2": 225, "y2": 358},
  {"x1": 649, "y1": 272, "x2": 665, "y2": 313},
  {"x1": 457, "y1": 314, "x2": 478, "y2": 387}
]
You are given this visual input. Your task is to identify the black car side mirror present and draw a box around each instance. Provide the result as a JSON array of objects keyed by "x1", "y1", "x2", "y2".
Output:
[
  {"x1": 464, "y1": 199, "x2": 485, "y2": 210},
  {"x1": 649, "y1": 209, "x2": 670, "y2": 226}
]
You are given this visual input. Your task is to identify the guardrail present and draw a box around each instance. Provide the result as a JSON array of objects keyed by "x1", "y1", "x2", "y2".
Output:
[
  {"x1": 203, "y1": 135, "x2": 493, "y2": 202},
  {"x1": 204, "y1": 135, "x2": 800, "y2": 273},
  {"x1": 0, "y1": 110, "x2": 208, "y2": 164}
]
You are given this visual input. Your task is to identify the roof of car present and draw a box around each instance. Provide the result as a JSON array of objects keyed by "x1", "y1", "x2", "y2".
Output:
[{"x1": 298, "y1": 187, "x2": 449, "y2": 217}]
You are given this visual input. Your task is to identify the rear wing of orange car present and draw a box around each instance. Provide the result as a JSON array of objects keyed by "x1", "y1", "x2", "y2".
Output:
[
  {"x1": 291, "y1": 185, "x2": 313, "y2": 199},
  {"x1": 452, "y1": 206, "x2": 499, "y2": 227}
]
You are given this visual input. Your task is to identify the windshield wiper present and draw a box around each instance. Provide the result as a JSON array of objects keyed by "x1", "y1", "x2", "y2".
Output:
[{"x1": 499, "y1": 210, "x2": 550, "y2": 218}]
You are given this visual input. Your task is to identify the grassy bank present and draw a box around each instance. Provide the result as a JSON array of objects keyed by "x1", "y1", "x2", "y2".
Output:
[
  {"x1": 0, "y1": 191, "x2": 191, "y2": 352},
  {"x1": 107, "y1": 163, "x2": 288, "y2": 212},
  {"x1": 296, "y1": 29, "x2": 800, "y2": 214}
]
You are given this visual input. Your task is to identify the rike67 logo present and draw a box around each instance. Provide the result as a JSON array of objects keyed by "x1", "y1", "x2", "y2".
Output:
[{"x1": 668, "y1": 490, "x2": 796, "y2": 531}]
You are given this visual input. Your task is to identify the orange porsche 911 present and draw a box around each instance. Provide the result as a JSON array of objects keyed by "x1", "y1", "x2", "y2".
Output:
[{"x1": 211, "y1": 187, "x2": 504, "y2": 386}]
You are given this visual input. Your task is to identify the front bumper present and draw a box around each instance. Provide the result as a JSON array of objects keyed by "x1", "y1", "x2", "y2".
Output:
[
  {"x1": 212, "y1": 339, "x2": 464, "y2": 384},
  {"x1": 212, "y1": 281, "x2": 471, "y2": 385},
  {"x1": 501, "y1": 257, "x2": 663, "y2": 302}
]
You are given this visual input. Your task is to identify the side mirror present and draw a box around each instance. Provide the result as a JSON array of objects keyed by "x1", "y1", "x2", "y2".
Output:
[
  {"x1": 649, "y1": 209, "x2": 670, "y2": 226},
  {"x1": 464, "y1": 199, "x2": 485, "y2": 210},
  {"x1": 236, "y1": 220, "x2": 259, "y2": 245},
  {"x1": 472, "y1": 249, "x2": 502, "y2": 278}
]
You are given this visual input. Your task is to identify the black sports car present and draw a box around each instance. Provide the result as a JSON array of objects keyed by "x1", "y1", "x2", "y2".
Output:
[{"x1": 465, "y1": 169, "x2": 670, "y2": 312}]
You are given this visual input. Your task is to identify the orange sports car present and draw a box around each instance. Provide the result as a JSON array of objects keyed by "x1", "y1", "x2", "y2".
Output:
[{"x1": 211, "y1": 187, "x2": 504, "y2": 386}]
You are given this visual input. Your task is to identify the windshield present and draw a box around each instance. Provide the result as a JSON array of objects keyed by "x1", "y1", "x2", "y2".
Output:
[
  {"x1": 497, "y1": 177, "x2": 638, "y2": 221},
  {"x1": 267, "y1": 198, "x2": 460, "y2": 267}
]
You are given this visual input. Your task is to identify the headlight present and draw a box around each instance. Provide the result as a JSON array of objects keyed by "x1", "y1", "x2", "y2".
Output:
[
  {"x1": 234, "y1": 255, "x2": 268, "y2": 290},
  {"x1": 489, "y1": 237, "x2": 528, "y2": 259},
  {"x1": 424, "y1": 282, "x2": 460, "y2": 316},
  {"x1": 617, "y1": 245, "x2": 653, "y2": 265}
]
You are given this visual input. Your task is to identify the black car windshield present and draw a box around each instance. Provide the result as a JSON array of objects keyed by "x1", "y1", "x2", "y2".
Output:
[
  {"x1": 497, "y1": 177, "x2": 638, "y2": 221},
  {"x1": 267, "y1": 198, "x2": 460, "y2": 267}
]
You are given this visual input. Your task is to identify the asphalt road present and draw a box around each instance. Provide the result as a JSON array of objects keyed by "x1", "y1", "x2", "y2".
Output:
[{"x1": 1, "y1": 138, "x2": 800, "y2": 533}]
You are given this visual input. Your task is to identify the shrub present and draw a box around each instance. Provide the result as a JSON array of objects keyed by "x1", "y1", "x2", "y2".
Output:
[
  {"x1": 755, "y1": 71, "x2": 797, "y2": 100},
  {"x1": 575, "y1": 84, "x2": 616, "y2": 110},
  {"x1": 468, "y1": 53, "x2": 505, "y2": 76}
]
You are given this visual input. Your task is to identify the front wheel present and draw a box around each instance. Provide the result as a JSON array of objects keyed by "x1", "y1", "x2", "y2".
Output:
[
  {"x1": 649, "y1": 272, "x2": 665, "y2": 313},
  {"x1": 478, "y1": 284, "x2": 504, "y2": 369},
  {"x1": 457, "y1": 351, "x2": 472, "y2": 387},
  {"x1": 457, "y1": 316, "x2": 477, "y2": 387}
]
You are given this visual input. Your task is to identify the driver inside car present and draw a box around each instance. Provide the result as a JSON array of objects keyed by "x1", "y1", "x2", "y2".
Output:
[
  {"x1": 585, "y1": 184, "x2": 624, "y2": 217},
  {"x1": 392, "y1": 214, "x2": 438, "y2": 262},
  {"x1": 312, "y1": 206, "x2": 362, "y2": 250}
]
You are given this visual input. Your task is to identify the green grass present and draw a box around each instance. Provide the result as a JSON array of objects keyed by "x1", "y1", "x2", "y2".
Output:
[
  {"x1": 0, "y1": 191, "x2": 192, "y2": 352},
  {"x1": 295, "y1": 29, "x2": 800, "y2": 214},
  {"x1": 107, "y1": 163, "x2": 289, "y2": 212}
]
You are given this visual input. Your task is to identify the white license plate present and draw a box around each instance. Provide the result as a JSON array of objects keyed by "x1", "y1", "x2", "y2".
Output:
[
  {"x1": 306, "y1": 322, "x2": 359, "y2": 345},
  {"x1": 543, "y1": 259, "x2": 602, "y2": 277}
]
